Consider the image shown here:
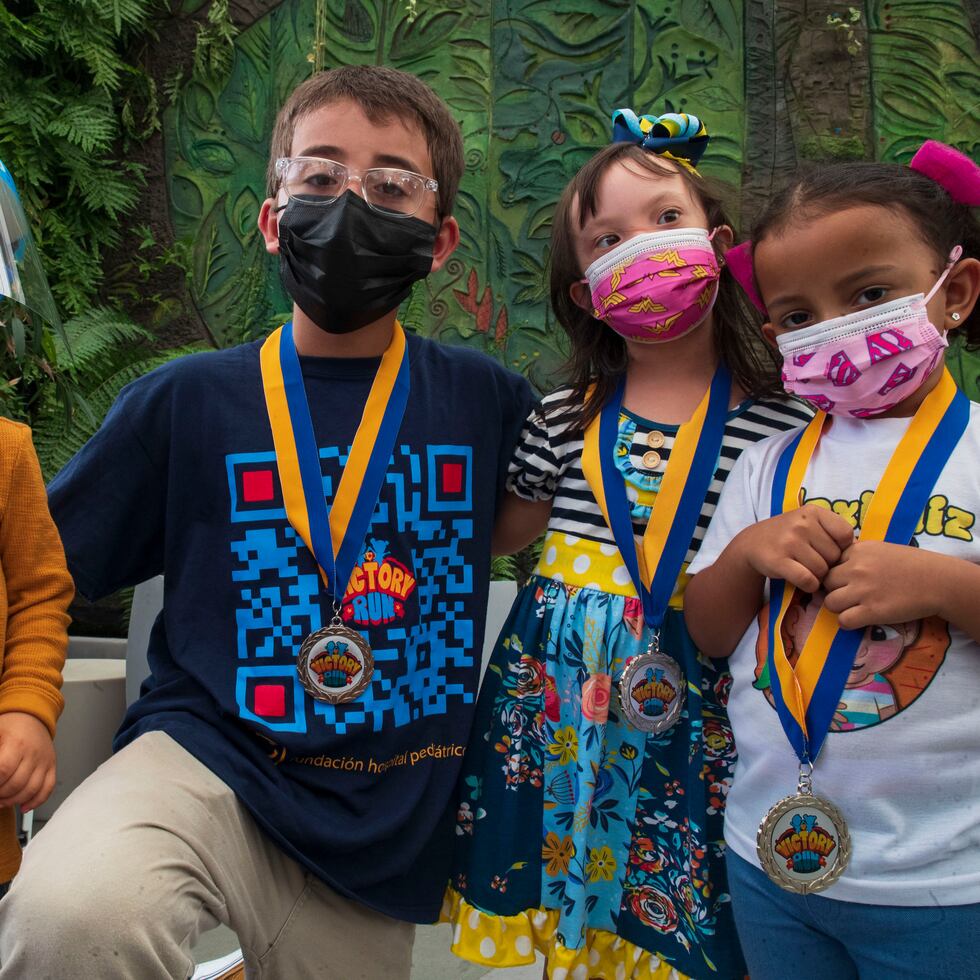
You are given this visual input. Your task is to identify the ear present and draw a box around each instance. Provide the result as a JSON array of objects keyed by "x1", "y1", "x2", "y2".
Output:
[
  {"x1": 761, "y1": 321, "x2": 780, "y2": 349},
  {"x1": 943, "y1": 255, "x2": 980, "y2": 332},
  {"x1": 430, "y1": 216, "x2": 460, "y2": 273},
  {"x1": 258, "y1": 198, "x2": 281, "y2": 256},
  {"x1": 711, "y1": 224, "x2": 734, "y2": 258},
  {"x1": 569, "y1": 278, "x2": 593, "y2": 313}
]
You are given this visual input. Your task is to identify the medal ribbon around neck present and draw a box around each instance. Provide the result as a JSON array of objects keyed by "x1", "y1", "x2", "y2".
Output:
[
  {"x1": 582, "y1": 364, "x2": 731, "y2": 631},
  {"x1": 767, "y1": 367, "x2": 969, "y2": 764},
  {"x1": 259, "y1": 320, "x2": 411, "y2": 602}
]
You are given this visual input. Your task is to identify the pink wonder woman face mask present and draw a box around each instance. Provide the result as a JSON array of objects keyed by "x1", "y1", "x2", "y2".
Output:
[
  {"x1": 584, "y1": 227, "x2": 720, "y2": 343},
  {"x1": 776, "y1": 249, "x2": 961, "y2": 417}
]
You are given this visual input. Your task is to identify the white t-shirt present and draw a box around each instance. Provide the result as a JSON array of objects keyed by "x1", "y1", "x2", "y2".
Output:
[{"x1": 687, "y1": 402, "x2": 980, "y2": 906}]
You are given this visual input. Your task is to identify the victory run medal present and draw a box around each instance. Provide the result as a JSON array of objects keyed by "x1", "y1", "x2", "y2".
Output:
[
  {"x1": 583, "y1": 364, "x2": 732, "y2": 734},
  {"x1": 296, "y1": 610, "x2": 374, "y2": 705},
  {"x1": 757, "y1": 763, "x2": 851, "y2": 894},
  {"x1": 260, "y1": 321, "x2": 410, "y2": 704},
  {"x1": 759, "y1": 368, "x2": 970, "y2": 893},
  {"x1": 618, "y1": 631, "x2": 685, "y2": 735}
]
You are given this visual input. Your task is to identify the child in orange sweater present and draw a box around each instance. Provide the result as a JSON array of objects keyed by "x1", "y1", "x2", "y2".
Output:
[{"x1": 0, "y1": 418, "x2": 72, "y2": 889}]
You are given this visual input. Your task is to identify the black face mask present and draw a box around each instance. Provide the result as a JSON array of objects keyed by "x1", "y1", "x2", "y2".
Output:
[{"x1": 277, "y1": 191, "x2": 437, "y2": 334}]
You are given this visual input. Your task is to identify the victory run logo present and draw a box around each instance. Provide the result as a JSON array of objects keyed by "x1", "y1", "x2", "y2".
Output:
[
  {"x1": 773, "y1": 813, "x2": 838, "y2": 875},
  {"x1": 342, "y1": 539, "x2": 417, "y2": 627},
  {"x1": 631, "y1": 666, "x2": 678, "y2": 719},
  {"x1": 309, "y1": 640, "x2": 362, "y2": 690}
]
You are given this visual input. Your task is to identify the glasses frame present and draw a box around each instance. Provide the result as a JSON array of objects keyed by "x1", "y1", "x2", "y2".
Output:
[{"x1": 274, "y1": 156, "x2": 439, "y2": 218}]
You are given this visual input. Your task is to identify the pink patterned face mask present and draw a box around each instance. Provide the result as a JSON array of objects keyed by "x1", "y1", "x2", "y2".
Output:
[
  {"x1": 776, "y1": 250, "x2": 961, "y2": 417},
  {"x1": 584, "y1": 228, "x2": 720, "y2": 344}
]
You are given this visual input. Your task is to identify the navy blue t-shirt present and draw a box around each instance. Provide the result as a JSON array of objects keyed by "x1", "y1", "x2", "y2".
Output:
[{"x1": 48, "y1": 332, "x2": 534, "y2": 922}]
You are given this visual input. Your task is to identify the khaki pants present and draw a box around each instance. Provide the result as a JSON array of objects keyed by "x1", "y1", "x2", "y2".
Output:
[{"x1": 0, "y1": 731, "x2": 415, "y2": 979}]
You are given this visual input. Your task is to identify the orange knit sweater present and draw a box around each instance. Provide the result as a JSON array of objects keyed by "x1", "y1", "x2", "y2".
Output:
[{"x1": 0, "y1": 419, "x2": 73, "y2": 881}]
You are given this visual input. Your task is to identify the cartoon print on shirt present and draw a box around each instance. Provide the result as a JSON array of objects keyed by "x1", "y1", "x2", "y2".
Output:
[
  {"x1": 752, "y1": 591, "x2": 951, "y2": 732},
  {"x1": 744, "y1": 483, "x2": 969, "y2": 732}
]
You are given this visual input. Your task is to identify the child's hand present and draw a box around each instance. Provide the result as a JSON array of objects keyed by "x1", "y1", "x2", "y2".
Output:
[
  {"x1": 0, "y1": 712, "x2": 56, "y2": 813},
  {"x1": 734, "y1": 505, "x2": 855, "y2": 593},
  {"x1": 823, "y1": 541, "x2": 943, "y2": 630}
]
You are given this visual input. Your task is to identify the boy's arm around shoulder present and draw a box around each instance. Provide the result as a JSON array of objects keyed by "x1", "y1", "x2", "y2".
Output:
[{"x1": 0, "y1": 422, "x2": 72, "y2": 736}]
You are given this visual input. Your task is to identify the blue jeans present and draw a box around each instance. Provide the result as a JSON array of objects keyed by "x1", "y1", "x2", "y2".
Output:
[{"x1": 727, "y1": 850, "x2": 980, "y2": 979}]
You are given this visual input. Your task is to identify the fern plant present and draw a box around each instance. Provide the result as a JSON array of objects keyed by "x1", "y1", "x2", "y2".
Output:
[
  {"x1": 0, "y1": 0, "x2": 162, "y2": 319},
  {"x1": 0, "y1": 0, "x2": 166, "y2": 441},
  {"x1": 31, "y1": 307, "x2": 203, "y2": 479}
]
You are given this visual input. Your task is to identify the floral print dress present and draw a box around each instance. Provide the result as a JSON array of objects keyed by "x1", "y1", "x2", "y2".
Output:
[{"x1": 444, "y1": 389, "x2": 809, "y2": 980}]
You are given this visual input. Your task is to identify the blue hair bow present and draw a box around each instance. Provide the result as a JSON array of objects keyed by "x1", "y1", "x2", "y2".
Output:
[{"x1": 611, "y1": 109, "x2": 710, "y2": 167}]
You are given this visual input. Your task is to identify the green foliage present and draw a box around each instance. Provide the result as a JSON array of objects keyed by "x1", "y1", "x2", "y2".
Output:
[
  {"x1": 168, "y1": 0, "x2": 746, "y2": 380},
  {"x1": 0, "y1": 0, "x2": 167, "y2": 459},
  {"x1": 30, "y1": 307, "x2": 204, "y2": 478},
  {"x1": 191, "y1": 0, "x2": 239, "y2": 87},
  {"x1": 0, "y1": 0, "x2": 162, "y2": 320},
  {"x1": 867, "y1": 0, "x2": 980, "y2": 161}
]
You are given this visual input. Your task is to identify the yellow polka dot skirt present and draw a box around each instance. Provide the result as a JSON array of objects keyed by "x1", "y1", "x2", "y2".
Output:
[
  {"x1": 443, "y1": 888, "x2": 689, "y2": 979},
  {"x1": 533, "y1": 530, "x2": 688, "y2": 609}
]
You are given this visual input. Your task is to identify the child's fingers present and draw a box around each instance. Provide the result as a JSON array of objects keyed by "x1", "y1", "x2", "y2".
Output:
[
  {"x1": 778, "y1": 558, "x2": 823, "y2": 594},
  {"x1": 807, "y1": 526, "x2": 848, "y2": 567},
  {"x1": 792, "y1": 542, "x2": 835, "y2": 586},
  {"x1": 823, "y1": 585, "x2": 862, "y2": 619},
  {"x1": 812, "y1": 507, "x2": 857, "y2": 550},
  {"x1": 823, "y1": 562, "x2": 847, "y2": 594},
  {"x1": 0, "y1": 756, "x2": 32, "y2": 806},
  {"x1": 835, "y1": 603, "x2": 873, "y2": 631},
  {"x1": 0, "y1": 744, "x2": 24, "y2": 791},
  {"x1": 21, "y1": 766, "x2": 56, "y2": 813},
  {"x1": 5, "y1": 766, "x2": 47, "y2": 810}
]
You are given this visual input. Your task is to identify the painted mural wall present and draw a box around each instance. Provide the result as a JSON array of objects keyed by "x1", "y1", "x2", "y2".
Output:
[{"x1": 162, "y1": 0, "x2": 980, "y2": 391}]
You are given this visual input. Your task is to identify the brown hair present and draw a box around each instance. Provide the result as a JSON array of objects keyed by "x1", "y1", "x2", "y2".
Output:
[
  {"x1": 550, "y1": 143, "x2": 781, "y2": 429},
  {"x1": 267, "y1": 65, "x2": 464, "y2": 219},
  {"x1": 752, "y1": 161, "x2": 980, "y2": 347}
]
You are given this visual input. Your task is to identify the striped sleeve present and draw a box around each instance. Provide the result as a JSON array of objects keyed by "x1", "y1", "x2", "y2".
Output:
[{"x1": 506, "y1": 388, "x2": 580, "y2": 501}]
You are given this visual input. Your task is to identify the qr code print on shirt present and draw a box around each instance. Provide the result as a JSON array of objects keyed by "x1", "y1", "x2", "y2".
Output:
[{"x1": 225, "y1": 442, "x2": 476, "y2": 736}]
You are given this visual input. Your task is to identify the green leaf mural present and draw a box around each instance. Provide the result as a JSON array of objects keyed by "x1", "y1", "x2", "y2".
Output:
[{"x1": 164, "y1": 0, "x2": 980, "y2": 394}]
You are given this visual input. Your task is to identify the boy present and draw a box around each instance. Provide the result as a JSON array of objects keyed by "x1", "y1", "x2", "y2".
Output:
[{"x1": 0, "y1": 66, "x2": 534, "y2": 978}]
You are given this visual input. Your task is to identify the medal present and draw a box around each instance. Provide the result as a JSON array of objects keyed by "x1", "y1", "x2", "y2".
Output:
[
  {"x1": 757, "y1": 764, "x2": 850, "y2": 894},
  {"x1": 297, "y1": 611, "x2": 375, "y2": 704},
  {"x1": 762, "y1": 369, "x2": 968, "y2": 890},
  {"x1": 583, "y1": 364, "x2": 731, "y2": 734},
  {"x1": 618, "y1": 631, "x2": 686, "y2": 734},
  {"x1": 261, "y1": 321, "x2": 410, "y2": 704}
]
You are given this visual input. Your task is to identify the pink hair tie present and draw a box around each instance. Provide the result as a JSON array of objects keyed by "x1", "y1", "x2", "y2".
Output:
[
  {"x1": 725, "y1": 241, "x2": 766, "y2": 313},
  {"x1": 909, "y1": 140, "x2": 980, "y2": 207}
]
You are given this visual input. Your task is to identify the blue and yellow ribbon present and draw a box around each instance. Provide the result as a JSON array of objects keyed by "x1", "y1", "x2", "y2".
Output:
[
  {"x1": 767, "y1": 368, "x2": 970, "y2": 763},
  {"x1": 260, "y1": 321, "x2": 411, "y2": 600},
  {"x1": 582, "y1": 364, "x2": 731, "y2": 631}
]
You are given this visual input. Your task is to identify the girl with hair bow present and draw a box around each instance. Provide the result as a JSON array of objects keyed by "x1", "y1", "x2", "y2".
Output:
[
  {"x1": 685, "y1": 141, "x2": 980, "y2": 979},
  {"x1": 445, "y1": 110, "x2": 811, "y2": 980}
]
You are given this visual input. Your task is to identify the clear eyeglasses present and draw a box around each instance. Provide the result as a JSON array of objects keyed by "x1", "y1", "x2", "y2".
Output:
[{"x1": 275, "y1": 156, "x2": 439, "y2": 218}]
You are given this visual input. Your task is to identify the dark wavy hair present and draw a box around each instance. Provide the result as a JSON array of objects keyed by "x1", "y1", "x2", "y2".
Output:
[
  {"x1": 751, "y1": 160, "x2": 980, "y2": 348},
  {"x1": 550, "y1": 143, "x2": 781, "y2": 430}
]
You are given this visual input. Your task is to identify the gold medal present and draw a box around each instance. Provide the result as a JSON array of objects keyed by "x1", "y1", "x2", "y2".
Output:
[
  {"x1": 757, "y1": 765, "x2": 850, "y2": 894},
  {"x1": 297, "y1": 613, "x2": 374, "y2": 704},
  {"x1": 618, "y1": 632, "x2": 685, "y2": 734}
]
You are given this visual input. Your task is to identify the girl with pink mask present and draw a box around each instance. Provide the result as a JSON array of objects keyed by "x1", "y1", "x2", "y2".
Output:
[
  {"x1": 685, "y1": 143, "x2": 980, "y2": 979},
  {"x1": 445, "y1": 111, "x2": 810, "y2": 980}
]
